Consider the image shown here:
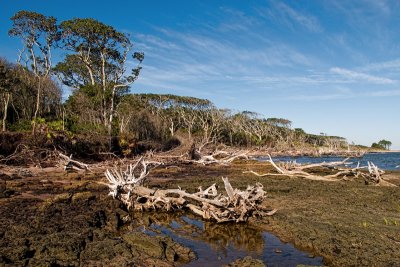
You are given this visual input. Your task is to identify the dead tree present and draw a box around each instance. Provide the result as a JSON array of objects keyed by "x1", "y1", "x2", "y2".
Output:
[
  {"x1": 104, "y1": 159, "x2": 275, "y2": 222},
  {"x1": 244, "y1": 154, "x2": 397, "y2": 186}
]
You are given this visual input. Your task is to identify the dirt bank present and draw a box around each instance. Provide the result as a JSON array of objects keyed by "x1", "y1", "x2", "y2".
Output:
[{"x1": 1, "y1": 160, "x2": 400, "y2": 266}]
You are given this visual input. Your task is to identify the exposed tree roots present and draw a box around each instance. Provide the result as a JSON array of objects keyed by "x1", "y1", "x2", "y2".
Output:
[{"x1": 104, "y1": 157, "x2": 275, "y2": 223}]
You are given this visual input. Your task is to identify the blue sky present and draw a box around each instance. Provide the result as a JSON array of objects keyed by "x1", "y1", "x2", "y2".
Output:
[{"x1": 1, "y1": 0, "x2": 399, "y2": 149}]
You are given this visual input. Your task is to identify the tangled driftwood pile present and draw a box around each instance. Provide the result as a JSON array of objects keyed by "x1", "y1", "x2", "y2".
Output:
[
  {"x1": 104, "y1": 157, "x2": 275, "y2": 222},
  {"x1": 244, "y1": 154, "x2": 396, "y2": 186}
]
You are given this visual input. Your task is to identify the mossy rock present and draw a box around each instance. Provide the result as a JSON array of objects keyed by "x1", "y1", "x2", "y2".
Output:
[
  {"x1": 122, "y1": 232, "x2": 195, "y2": 264},
  {"x1": 71, "y1": 191, "x2": 96, "y2": 204},
  {"x1": 52, "y1": 192, "x2": 73, "y2": 203},
  {"x1": 122, "y1": 232, "x2": 164, "y2": 259},
  {"x1": 30, "y1": 232, "x2": 85, "y2": 266},
  {"x1": 224, "y1": 256, "x2": 266, "y2": 267},
  {"x1": 80, "y1": 238, "x2": 134, "y2": 266}
]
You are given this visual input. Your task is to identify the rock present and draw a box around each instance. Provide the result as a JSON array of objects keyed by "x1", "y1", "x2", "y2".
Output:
[
  {"x1": 0, "y1": 178, "x2": 6, "y2": 198},
  {"x1": 122, "y1": 232, "x2": 164, "y2": 259},
  {"x1": 71, "y1": 191, "x2": 96, "y2": 204},
  {"x1": 80, "y1": 238, "x2": 134, "y2": 266},
  {"x1": 224, "y1": 256, "x2": 266, "y2": 267},
  {"x1": 164, "y1": 239, "x2": 196, "y2": 263},
  {"x1": 122, "y1": 232, "x2": 195, "y2": 264}
]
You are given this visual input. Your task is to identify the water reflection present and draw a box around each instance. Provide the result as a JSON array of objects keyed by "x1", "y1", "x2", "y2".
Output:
[
  {"x1": 129, "y1": 211, "x2": 323, "y2": 267},
  {"x1": 132, "y1": 211, "x2": 264, "y2": 255}
]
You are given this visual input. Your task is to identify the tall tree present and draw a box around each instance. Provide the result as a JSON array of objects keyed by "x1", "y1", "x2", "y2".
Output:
[
  {"x1": 9, "y1": 11, "x2": 58, "y2": 133},
  {"x1": 55, "y1": 18, "x2": 143, "y2": 134},
  {"x1": 0, "y1": 59, "x2": 18, "y2": 131},
  {"x1": 378, "y1": 139, "x2": 392, "y2": 150}
]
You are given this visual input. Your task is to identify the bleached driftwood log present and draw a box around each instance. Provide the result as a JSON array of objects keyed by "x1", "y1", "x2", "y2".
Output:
[
  {"x1": 243, "y1": 154, "x2": 352, "y2": 181},
  {"x1": 104, "y1": 157, "x2": 161, "y2": 208},
  {"x1": 358, "y1": 161, "x2": 396, "y2": 186},
  {"x1": 192, "y1": 150, "x2": 250, "y2": 165},
  {"x1": 134, "y1": 177, "x2": 275, "y2": 223},
  {"x1": 59, "y1": 153, "x2": 89, "y2": 171},
  {"x1": 104, "y1": 159, "x2": 275, "y2": 222},
  {"x1": 244, "y1": 154, "x2": 397, "y2": 186}
]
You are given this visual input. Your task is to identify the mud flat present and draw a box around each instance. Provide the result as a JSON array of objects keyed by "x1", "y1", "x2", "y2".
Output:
[{"x1": 1, "y1": 160, "x2": 400, "y2": 266}]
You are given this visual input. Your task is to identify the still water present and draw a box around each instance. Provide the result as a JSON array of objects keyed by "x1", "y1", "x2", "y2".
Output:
[
  {"x1": 259, "y1": 152, "x2": 400, "y2": 171},
  {"x1": 134, "y1": 212, "x2": 323, "y2": 267}
]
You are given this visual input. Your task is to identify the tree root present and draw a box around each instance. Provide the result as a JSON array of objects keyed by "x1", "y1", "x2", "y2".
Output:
[{"x1": 104, "y1": 158, "x2": 275, "y2": 222}]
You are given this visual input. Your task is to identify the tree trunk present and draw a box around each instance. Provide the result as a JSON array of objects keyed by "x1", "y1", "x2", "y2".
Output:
[
  {"x1": 108, "y1": 87, "x2": 116, "y2": 136},
  {"x1": 32, "y1": 76, "x2": 41, "y2": 134},
  {"x1": 169, "y1": 119, "x2": 174, "y2": 136},
  {"x1": 101, "y1": 51, "x2": 108, "y2": 128},
  {"x1": 2, "y1": 92, "x2": 10, "y2": 132}
]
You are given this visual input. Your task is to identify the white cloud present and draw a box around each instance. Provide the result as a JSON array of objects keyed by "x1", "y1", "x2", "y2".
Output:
[{"x1": 330, "y1": 67, "x2": 396, "y2": 84}]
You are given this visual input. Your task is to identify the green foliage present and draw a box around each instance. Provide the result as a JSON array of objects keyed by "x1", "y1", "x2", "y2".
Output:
[
  {"x1": 0, "y1": 59, "x2": 19, "y2": 92},
  {"x1": 33, "y1": 117, "x2": 46, "y2": 125},
  {"x1": 378, "y1": 139, "x2": 392, "y2": 150},
  {"x1": 68, "y1": 121, "x2": 108, "y2": 135},
  {"x1": 47, "y1": 120, "x2": 64, "y2": 131},
  {"x1": 8, "y1": 119, "x2": 32, "y2": 132},
  {"x1": 294, "y1": 128, "x2": 306, "y2": 135},
  {"x1": 371, "y1": 142, "x2": 385, "y2": 150},
  {"x1": 9, "y1": 11, "x2": 57, "y2": 76},
  {"x1": 371, "y1": 139, "x2": 392, "y2": 150},
  {"x1": 55, "y1": 17, "x2": 143, "y2": 133}
]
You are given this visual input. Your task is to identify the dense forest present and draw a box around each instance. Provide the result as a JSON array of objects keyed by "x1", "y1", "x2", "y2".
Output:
[{"x1": 0, "y1": 11, "x2": 371, "y2": 158}]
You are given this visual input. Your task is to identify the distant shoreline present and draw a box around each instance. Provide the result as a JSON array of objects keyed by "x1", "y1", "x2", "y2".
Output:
[{"x1": 368, "y1": 150, "x2": 400, "y2": 153}]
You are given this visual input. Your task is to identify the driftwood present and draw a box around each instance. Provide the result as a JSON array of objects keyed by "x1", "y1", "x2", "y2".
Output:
[
  {"x1": 191, "y1": 149, "x2": 250, "y2": 165},
  {"x1": 359, "y1": 161, "x2": 396, "y2": 186},
  {"x1": 244, "y1": 154, "x2": 397, "y2": 186},
  {"x1": 104, "y1": 159, "x2": 275, "y2": 222},
  {"x1": 0, "y1": 145, "x2": 59, "y2": 166},
  {"x1": 104, "y1": 157, "x2": 161, "y2": 202},
  {"x1": 59, "y1": 153, "x2": 90, "y2": 171}
]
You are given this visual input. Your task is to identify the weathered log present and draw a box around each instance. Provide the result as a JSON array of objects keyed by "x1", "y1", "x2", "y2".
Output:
[
  {"x1": 245, "y1": 154, "x2": 396, "y2": 186},
  {"x1": 192, "y1": 150, "x2": 249, "y2": 165},
  {"x1": 59, "y1": 153, "x2": 89, "y2": 171},
  {"x1": 104, "y1": 161, "x2": 275, "y2": 223},
  {"x1": 104, "y1": 157, "x2": 161, "y2": 202},
  {"x1": 130, "y1": 177, "x2": 271, "y2": 223}
]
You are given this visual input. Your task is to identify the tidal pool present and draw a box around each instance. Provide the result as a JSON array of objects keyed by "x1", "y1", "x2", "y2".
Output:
[{"x1": 131, "y1": 212, "x2": 323, "y2": 267}]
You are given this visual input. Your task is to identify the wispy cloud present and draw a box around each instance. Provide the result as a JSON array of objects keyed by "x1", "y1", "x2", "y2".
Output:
[
  {"x1": 128, "y1": 3, "x2": 399, "y2": 116},
  {"x1": 359, "y1": 59, "x2": 400, "y2": 72},
  {"x1": 330, "y1": 67, "x2": 396, "y2": 84},
  {"x1": 132, "y1": 25, "x2": 316, "y2": 96},
  {"x1": 261, "y1": 1, "x2": 323, "y2": 33},
  {"x1": 287, "y1": 88, "x2": 400, "y2": 101},
  {"x1": 362, "y1": 0, "x2": 391, "y2": 14},
  {"x1": 366, "y1": 89, "x2": 400, "y2": 97},
  {"x1": 218, "y1": 7, "x2": 260, "y2": 32}
]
